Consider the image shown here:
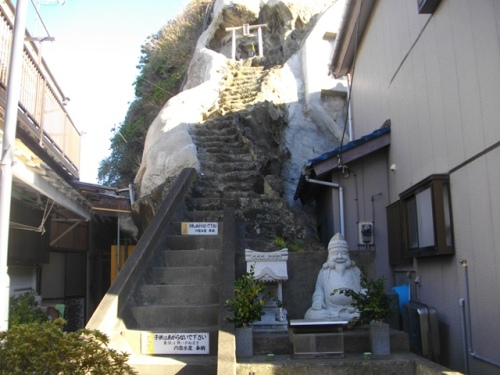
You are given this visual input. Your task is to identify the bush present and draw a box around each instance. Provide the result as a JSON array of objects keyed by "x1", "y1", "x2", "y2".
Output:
[
  {"x1": 333, "y1": 273, "x2": 395, "y2": 327},
  {"x1": 0, "y1": 319, "x2": 136, "y2": 374},
  {"x1": 225, "y1": 266, "x2": 266, "y2": 327},
  {"x1": 9, "y1": 291, "x2": 48, "y2": 328}
]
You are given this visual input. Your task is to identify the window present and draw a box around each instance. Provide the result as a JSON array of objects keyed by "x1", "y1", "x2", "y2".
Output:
[{"x1": 387, "y1": 174, "x2": 454, "y2": 261}]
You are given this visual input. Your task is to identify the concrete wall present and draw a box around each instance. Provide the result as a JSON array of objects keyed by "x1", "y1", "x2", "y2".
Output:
[{"x1": 346, "y1": 0, "x2": 500, "y2": 373}]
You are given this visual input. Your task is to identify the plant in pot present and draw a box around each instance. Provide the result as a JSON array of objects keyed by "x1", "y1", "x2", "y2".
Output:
[
  {"x1": 225, "y1": 265, "x2": 266, "y2": 358},
  {"x1": 333, "y1": 272, "x2": 395, "y2": 355}
]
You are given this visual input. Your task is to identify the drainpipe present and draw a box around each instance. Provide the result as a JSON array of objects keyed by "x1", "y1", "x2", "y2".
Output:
[
  {"x1": 459, "y1": 298, "x2": 470, "y2": 374},
  {"x1": 460, "y1": 260, "x2": 500, "y2": 370},
  {"x1": 331, "y1": 0, "x2": 353, "y2": 78},
  {"x1": 305, "y1": 176, "x2": 344, "y2": 237},
  {"x1": 0, "y1": 0, "x2": 29, "y2": 331}
]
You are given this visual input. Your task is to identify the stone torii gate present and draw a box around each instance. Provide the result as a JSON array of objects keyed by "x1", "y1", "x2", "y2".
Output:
[{"x1": 225, "y1": 23, "x2": 268, "y2": 60}]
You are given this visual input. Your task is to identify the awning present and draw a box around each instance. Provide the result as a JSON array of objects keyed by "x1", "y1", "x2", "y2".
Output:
[{"x1": 294, "y1": 124, "x2": 390, "y2": 204}]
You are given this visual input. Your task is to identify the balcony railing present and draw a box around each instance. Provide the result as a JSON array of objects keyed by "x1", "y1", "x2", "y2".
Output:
[{"x1": 0, "y1": 1, "x2": 80, "y2": 179}]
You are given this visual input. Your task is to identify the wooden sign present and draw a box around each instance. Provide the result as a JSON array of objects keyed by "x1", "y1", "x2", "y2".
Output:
[{"x1": 141, "y1": 332, "x2": 209, "y2": 355}]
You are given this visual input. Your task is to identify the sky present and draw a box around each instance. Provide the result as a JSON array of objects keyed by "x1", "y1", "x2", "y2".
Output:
[{"x1": 22, "y1": 0, "x2": 187, "y2": 184}]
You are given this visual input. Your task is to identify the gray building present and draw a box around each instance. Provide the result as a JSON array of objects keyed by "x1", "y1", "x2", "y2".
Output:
[{"x1": 295, "y1": 0, "x2": 500, "y2": 373}]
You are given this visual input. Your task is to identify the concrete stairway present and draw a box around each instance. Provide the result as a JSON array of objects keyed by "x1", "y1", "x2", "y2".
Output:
[{"x1": 125, "y1": 224, "x2": 223, "y2": 374}]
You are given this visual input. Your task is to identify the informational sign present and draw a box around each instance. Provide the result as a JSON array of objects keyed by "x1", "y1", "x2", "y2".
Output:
[
  {"x1": 141, "y1": 332, "x2": 210, "y2": 355},
  {"x1": 181, "y1": 222, "x2": 218, "y2": 235}
]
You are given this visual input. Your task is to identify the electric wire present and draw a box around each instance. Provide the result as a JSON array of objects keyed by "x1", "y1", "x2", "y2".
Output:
[{"x1": 30, "y1": 0, "x2": 52, "y2": 39}]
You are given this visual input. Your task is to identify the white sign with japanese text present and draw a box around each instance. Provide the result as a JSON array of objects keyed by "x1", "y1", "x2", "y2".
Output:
[
  {"x1": 141, "y1": 332, "x2": 210, "y2": 355},
  {"x1": 181, "y1": 222, "x2": 218, "y2": 235}
]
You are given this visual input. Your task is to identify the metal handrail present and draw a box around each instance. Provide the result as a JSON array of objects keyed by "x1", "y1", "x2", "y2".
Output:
[{"x1": 0, "y1": 0, "x2": 80, "y2": 178}]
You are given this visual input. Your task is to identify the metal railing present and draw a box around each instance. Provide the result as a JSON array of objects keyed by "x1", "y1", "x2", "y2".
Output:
[{"x1": 0, "y1": 0, "x2": 80, "y2": 178}]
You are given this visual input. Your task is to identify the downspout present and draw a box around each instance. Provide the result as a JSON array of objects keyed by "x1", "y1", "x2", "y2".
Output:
[
  {"x1": 305, "y1": 176, "x2": 344, "y2": 237},
  {"x1": 460, "y1": 260, "x2": 500, "y2": 369},
  {"x1": 331, "y1": 0, "x2": 353, "y2": 77},
  {"x1": 0, "y1": 0, "x2": 29, "y2": 331}
]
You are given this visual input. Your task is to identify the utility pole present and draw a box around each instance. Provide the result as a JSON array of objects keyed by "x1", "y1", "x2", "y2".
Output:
[{"x1": 0, "y1": 0, "x2": 29, "y2": 331}]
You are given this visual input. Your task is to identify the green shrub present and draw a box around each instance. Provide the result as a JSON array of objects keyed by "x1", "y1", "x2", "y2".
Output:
[
  {"x1": 333, "y1": 273, "x2": 395, "y2": 327},
  {"x1": 0, "y1": 319, "x2": 136, "y2": 374},
  {"x1": 9, "y1": 291, "x2": 48, "y2": 328},
  {"x1": 225, "y1": 266, "x2": 266, "y2": 327},
  {"x1": 273, "y1": 236, "x2": 286, "y2": 248},
  {"x1": 289, "y1": 239, "x2": 304, "y2": 252}
]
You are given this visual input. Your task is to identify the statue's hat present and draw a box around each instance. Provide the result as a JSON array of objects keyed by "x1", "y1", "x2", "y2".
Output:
[{"x1": 328, "y1": 233, "x2": 348, "y2": 253}]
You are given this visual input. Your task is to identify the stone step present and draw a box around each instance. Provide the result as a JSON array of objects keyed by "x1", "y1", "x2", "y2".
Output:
[
  {"x1": 131, "y1": 305, "x2": 219, "y2": 327},
  {"x1": 186, "y1": 197, "x2": 243, "y2": 211},
  {"x1": 191, "y1": 126, "x2": 237, "y2": 137},
  {"x1": 199, "y1": 118, "x2": 235, "y2": 131},
  {"x1": 200, "y1": 161, "x2": 258, "y2": 173},
  {"x1": 191, "y1": 133, "x2": 239, "y2": 143},
  {"x1": 199, "y1": 152, "x2": 254, "y2": 163},
  {"x1": 197, "y1": 146, "x2": 251, "y2": 155},
  {"x1": 149, "y1": 266, "x2": 219, "y2": 285},
  {"x1": 222, "y1": 88, "x2": 260, "y2": 97},
  {"x1": 195, "y1": 140, "x2": 246, "y2": 149},
  {"x1": 139, "y1": 284, "x2": 219, "y2": 305},
  {"x1": 191, "y1": 187, "x2": 261, "y2": 199},
  {"x1": 163, "y1": 235, "x2": 221, "y2": 250},
  {"x1": 161, "y1": 249, "x2": 220, "y2": 267},
  {"x1": 199, "y1": 170, "x2": 261, "y2": 184},
  {"x1": 181, "y1": 210, "x2": 224, "y2": 222}
]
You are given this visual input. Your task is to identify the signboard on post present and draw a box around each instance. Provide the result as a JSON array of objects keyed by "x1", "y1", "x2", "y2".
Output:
[
  {"x1": 181, "y1": 222, "x2": 218, "y2": 235},
  {"x1": 141, "y1": 332, "x2": 210, "y2": 355}
]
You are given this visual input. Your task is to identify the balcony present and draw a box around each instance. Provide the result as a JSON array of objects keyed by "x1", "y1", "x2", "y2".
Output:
[{"x1": 0, "y1": 1, "x2": 80, "y2": 180}]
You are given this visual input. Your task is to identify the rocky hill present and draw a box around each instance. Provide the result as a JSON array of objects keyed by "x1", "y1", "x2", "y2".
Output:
[{"x1": 131, "y1": 0, "x2": 349, "y2": 252}]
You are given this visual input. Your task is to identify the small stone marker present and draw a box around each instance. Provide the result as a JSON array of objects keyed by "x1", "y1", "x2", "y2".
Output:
[
  {"x1": 141, "y1": 332, "x2": 210, "y2": 355},
  {"x1": 181, "y1": 222, "x2": 218, "y2": 235}
]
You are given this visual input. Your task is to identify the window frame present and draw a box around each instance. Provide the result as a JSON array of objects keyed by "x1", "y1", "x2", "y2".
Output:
[{"x1": 399, "y1": 174, "x2": 454, "y2": 258}]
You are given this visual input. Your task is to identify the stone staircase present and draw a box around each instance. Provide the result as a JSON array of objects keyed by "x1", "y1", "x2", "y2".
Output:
[{"x1": 215, "y1": 63, "x2": 267, "y2": 116}]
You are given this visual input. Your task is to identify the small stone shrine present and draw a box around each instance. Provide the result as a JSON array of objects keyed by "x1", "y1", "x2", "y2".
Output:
[{"x1": 245, "y1": 248, "x2": 288, "y2": 332}]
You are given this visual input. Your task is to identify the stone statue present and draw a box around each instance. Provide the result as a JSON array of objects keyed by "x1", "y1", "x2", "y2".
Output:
[{"x1": 304, "y1": 233, "x2": 362, "y2": 321}]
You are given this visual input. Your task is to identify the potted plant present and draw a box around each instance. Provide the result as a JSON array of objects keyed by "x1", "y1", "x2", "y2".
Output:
[
  {"x1": 225, "y1": 265, "x2": 266, "y2": 358},
  {"x1": 333, "y1": 272, "x2": 395, "y2": 355}
]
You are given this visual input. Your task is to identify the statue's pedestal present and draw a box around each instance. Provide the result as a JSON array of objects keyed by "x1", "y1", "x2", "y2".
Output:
[
  {"x1": 289, "y1": 319, "x2": 348, "y2": 358},
  {"x1": 253, "y1": 307, "x2": 288, "y2": 332}
]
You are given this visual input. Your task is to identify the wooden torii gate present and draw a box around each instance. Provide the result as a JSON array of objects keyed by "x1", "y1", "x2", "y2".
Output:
[{"x1": 225, "y1": 23, "x2": 268, "y2": 60}]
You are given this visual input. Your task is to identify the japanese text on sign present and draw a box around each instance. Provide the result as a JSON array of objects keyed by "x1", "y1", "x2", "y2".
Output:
[
  {"x1": 181, "y1": 222, "x2": 218, "y2": 235},
  {"x1": 141, "y1": 332, "x2": 210, "y2": 355}
]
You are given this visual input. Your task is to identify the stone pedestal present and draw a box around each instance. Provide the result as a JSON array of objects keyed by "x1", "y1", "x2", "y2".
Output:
[
  {"x1": 236, "y1": 326, "x2": 253, "y2": 358},
  {"x1": 370, "y1": 321, "x2": 391, "y2": 355}
]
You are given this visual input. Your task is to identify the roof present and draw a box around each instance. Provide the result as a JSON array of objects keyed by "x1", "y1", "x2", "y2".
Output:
[{"x1": 294, "y1": 124, "x2": 391, "y2": 204}]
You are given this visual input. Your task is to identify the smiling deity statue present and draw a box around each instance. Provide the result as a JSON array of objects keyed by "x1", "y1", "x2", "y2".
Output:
[{"x1": 304, "y1": 233, "x2": 362, "y2": 321}]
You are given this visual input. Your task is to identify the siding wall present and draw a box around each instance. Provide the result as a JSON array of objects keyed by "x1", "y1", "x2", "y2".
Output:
[{"x1": 348, "y1": 0, "x2": 500, "y2": 373}]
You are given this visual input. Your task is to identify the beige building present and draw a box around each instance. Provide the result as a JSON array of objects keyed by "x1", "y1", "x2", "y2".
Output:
[{"x1": 297, "y1": 0, "x2": 500, "y2": 373}]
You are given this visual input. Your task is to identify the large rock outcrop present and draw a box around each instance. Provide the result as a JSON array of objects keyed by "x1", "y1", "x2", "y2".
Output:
[{"x1": 133, "y1": 0, "x2": 348, "y2": 245}]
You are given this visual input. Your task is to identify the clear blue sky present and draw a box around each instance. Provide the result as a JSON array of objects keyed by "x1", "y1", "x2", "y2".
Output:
[{"x1": 24, "y1": 0, "x2": 186, "y2": 184}]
